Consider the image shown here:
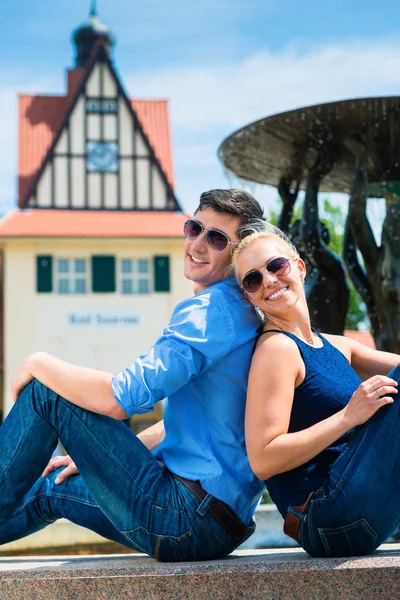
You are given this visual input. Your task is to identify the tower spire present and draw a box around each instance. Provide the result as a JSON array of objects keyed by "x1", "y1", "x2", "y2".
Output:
[{"x1": 90, "y1": 0, "x2": 97, "y2": 17}]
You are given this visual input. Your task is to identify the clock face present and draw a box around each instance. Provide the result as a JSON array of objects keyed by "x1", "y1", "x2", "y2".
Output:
[{"x1": 87, "y1": 142, "x2": 119, "y2": 172}]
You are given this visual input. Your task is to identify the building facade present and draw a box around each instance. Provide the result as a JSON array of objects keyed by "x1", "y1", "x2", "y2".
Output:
[{"x1": 0, "y1": 5, "x2": 192, "y2": 425}]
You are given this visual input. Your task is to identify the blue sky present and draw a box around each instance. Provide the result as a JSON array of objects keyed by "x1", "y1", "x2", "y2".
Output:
[{"x1": 1, "y1": 0, "x2": 400, "y2": 217}]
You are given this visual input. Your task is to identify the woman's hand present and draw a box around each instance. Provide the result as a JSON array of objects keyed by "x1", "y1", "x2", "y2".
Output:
[
  {"x1": 42, "y1": 455, "x2": 79, "y2": 484},
  {"x1": 343, "y1": 374, "x2": 398, "y2": 428}
]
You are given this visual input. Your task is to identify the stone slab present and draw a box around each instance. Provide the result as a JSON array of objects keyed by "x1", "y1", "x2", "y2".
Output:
[{"x1": 0, "y1": 545, "x2": 399, "y2": 599}]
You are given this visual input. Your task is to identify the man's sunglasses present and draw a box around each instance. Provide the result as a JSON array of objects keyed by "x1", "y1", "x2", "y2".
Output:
[
  {"x1": 183, "y1": 219, "x2": 237, "y2": 253},
  {"x1": 241, "y1": 256, "x2": 294, "y2": 294}
]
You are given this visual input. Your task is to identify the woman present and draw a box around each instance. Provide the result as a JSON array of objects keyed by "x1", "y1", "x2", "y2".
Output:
[{"x1": 232, "y1": 221, "x2": 400, "y2": 557}]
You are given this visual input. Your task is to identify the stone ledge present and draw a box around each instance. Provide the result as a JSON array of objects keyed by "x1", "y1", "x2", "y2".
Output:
[{"x1": 0, "y1": 545, "x2": 399, "y2": 599}]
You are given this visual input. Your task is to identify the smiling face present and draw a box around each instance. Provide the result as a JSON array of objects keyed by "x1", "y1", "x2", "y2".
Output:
[
  {"x1": 184, "y1": 208, "x2": 241, "y2": 294},
  {"x1": 236, "y1": 236, "x2": 306, "y2": 319}
]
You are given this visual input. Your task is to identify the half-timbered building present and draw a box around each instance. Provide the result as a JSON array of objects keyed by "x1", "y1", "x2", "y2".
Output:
[{"x1": 0, "y1": 4, "x2": 192, "y2": 425}]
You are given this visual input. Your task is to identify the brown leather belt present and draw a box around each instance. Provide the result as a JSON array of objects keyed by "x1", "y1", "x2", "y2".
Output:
[
  {"x1": 283, "y1": 492, "x2": 314, "y2": 542},
  {"x1": 172, "y1": 473, "x2": 248, "y2": 542}
]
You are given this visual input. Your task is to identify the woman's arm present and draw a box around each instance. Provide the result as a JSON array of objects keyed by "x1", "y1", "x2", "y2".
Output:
[
  {"x1": 12, "y1": 351, "x2": 126, "y2": 420},
  {"x1": 245, "y1": 334, "x2": 397, "y2": 481},
  {"x1": 325, "y1": 334, "x2": 400, "y2": 380}
]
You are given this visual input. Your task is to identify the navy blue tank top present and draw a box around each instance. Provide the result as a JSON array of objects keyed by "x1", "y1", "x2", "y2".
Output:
[{"x1": 261, "y1": 329, "x2": 362, "y2": 519}]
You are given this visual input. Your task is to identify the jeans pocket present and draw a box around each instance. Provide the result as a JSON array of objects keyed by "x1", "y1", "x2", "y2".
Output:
[
  {"x1": 318, "y1": 518, "x2": 378, "y2": 557},
  {"x1": 124, "y1": 526, "x2": 195, "y2": 562}
]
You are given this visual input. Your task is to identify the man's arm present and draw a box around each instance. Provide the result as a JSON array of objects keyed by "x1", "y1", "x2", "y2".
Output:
[
  {"x1": 12, "y1": 351, "x2": 126, "y2": 419},
  {"x1": 137, "y1": 420, "x2": 166, "y2": 451},
  {"x1": 13, "y1": 291, "x2": 233, "y2": 420}
]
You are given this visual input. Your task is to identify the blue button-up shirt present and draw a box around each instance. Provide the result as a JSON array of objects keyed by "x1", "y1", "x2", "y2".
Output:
[{"x1": 111, "y1": 277, "x2": 265, "y2": 524}]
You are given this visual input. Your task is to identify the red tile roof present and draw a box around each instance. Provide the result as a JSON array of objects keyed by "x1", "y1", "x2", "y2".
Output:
[
  {"x1": 132, "y1": 100, "x2": 174, "y2": 189},
  {"x1": 0, "y1": 210, "x2": 188, "y2": 238},
  {"x1": 18, "y1": 95, "x2": 67, "y2": 207},
  {"x1": 344, "y1": 329, "x2": 376, "y2": 348},
  {"x1": 18, "y1": 94, "x2": 175, "y2": 207}
]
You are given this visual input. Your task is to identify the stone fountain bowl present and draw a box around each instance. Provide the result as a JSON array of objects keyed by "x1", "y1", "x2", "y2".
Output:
[{"x1": 218, "y1": 96, "x2": 400, "y2": 195}]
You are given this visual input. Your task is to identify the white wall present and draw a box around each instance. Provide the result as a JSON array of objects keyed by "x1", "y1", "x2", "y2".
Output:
[{"x1": 2, "y1": 237, "x2": 192, "y2": 415}]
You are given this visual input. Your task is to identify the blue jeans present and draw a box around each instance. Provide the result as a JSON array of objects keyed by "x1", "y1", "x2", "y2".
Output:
[
  {"x1": 0, "y1": 380, "x2": 255, "y2": 561},
  {"x1": 299, "y1": 365, "x2": 400, "y2": 557}
]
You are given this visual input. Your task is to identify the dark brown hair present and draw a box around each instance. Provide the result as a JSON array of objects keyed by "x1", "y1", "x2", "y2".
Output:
[{"x1": 195, "y1": 189, "x2": 264, "y2": 236}]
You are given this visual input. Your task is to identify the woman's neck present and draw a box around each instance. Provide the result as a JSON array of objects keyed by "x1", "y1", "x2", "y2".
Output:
[{"x1": 263, "y1": 312, "x2": 316, "y2": 346}]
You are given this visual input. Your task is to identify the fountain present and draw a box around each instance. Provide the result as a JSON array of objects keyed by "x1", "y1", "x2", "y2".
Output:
[{"x1": 219, "y1": 96, "x2": 400, "y2": 349}]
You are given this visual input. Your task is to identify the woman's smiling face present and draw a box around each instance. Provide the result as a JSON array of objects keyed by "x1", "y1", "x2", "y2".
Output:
[{"x1": 236, "y1": 236, "x2": 306, "y2": 315}]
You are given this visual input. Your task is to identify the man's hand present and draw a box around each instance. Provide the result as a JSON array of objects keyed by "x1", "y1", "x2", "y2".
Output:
[
  {"x1": 42, "y1": 455, "x2": 79, "y2": 484},
  {"x1": 11, "y1": 356, "x2": 35, "y2": 402}
]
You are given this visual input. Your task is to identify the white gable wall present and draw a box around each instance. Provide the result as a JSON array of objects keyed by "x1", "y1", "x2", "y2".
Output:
[{"x1": 28, "y1": 61, "x2": 174, "y2": 212}]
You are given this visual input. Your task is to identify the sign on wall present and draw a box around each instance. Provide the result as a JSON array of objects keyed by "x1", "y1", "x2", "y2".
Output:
[{"x1": 68, "y1": 311, "x2": 141, "y2": 327}]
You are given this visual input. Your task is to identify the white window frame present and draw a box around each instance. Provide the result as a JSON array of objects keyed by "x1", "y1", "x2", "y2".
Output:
[
  {"x1": 55, "y1": 258, "x2": 89, "y2": 295},
  {"x1": 119, "y1": 258, "x2": 152, "y2": 295}
]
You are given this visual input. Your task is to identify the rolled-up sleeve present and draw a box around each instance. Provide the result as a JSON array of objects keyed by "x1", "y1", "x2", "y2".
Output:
[{"x1": 111, "y1": 293, "x2": 234, "y2": 417}]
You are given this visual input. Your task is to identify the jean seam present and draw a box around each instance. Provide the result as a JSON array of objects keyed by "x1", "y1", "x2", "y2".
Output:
[
  {"x1": 120, "y1": 530, "x2": 155, "y2": 557},
  {"x1": 11, "y1": 490, "x2": 99, "y2": 518},
  {"x1": 38, "y1": 395, "x2": 164, "y2": 506},
  {"x1": 0, "y1": 413, "x2": 54, "y2": 492},
  {"x1": 188, "y1": 515, "x2": 233, "y2": 551}
]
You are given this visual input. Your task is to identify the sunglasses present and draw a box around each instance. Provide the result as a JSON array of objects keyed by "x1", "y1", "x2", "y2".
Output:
[
  {"x1": 241, "y1": 256, "x2": 294, "y2": 294},
  {"x1": 183, "y1": 219, "x2": 237, "y2": 253}
]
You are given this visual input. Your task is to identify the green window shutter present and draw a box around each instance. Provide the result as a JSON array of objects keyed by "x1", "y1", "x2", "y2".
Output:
[
  {"x1": 36, "y1": 255, "x2": 52, "y2": 293},
  {"x1": 153, "y1": 256, "x2": 170, "y2": 292},
  {"x1": 92, "y1": 256, "x2": 116, "y2": 293}
]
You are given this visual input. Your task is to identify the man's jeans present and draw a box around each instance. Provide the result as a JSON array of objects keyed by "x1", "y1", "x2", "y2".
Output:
[
  {"x1": 0, "y1": 380, "x2": 254, "y2": 561},
  {"x1": 299, "y1": 365, "x2": 400, "y2": 557}
]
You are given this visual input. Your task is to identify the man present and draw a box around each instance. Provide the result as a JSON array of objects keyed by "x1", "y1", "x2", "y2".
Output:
[{"x1": 3, "y1": 189, "x2": 265, "y2": 561}]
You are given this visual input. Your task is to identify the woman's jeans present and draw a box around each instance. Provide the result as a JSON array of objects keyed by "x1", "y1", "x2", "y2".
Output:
[
  {"x1": 0, "y1": 380, "x2": 254, "y2": 561},
  {"x1": 299, "y1": 365, "x2": 400, "y2": 557}
]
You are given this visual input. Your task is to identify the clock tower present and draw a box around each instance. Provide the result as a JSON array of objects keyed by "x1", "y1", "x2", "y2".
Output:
[{"x1": 18, "y1": 1, "x2": 180, "y2": 212}]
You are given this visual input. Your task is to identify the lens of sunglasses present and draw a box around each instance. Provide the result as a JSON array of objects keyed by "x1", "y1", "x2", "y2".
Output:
[
  {"x1": 242, "y1": 271, "x2": 263, "y2": 293},
  {"x1": 267, "y1": 257, "x2": 291, "y2": 275},
  {"x1": 184, "y1": 220, "x2": 203, "y2": 240},
  {"x1": 206, "y1": 229, "x2": 229, "y2": 252},
  {"x1": 183, "y1": 220, "x2": 229, "y2": 252},
  {"x1": 242, "y1": 257, "x2": 291, "y2": 293}
]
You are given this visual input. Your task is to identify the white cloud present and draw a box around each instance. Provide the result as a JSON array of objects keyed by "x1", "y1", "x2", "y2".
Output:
[{"x1": 127, "y1": 38, "x2": 400, "y2": 133}]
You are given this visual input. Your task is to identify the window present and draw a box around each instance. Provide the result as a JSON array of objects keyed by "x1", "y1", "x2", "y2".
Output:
[
  {"x1": 120, "y1": 259, "x2": 151, "y2": 294},
  {"x1": 86, "y1": 98, "x2": 117, "y2": 114},
  {"x1": 56, "y1": 259, "x2": 88, "y2": 294}
]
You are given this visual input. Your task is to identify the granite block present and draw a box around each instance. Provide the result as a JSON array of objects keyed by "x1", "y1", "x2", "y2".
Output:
[{"x1": 0, "y1": 545, "x2": 399, "y2": 599}]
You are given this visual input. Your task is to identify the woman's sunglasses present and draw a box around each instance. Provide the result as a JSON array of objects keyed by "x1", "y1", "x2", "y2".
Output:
[
  {"x1": 183, "y1": 219, "x2": 237, "y2": 253},
  {"x1": 241, "y1": 257, "x2": 294, "y2": 294}
]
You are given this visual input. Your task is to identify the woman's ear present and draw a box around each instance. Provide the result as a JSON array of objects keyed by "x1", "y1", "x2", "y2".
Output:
[{"x1": 297, "y1": 258, "x2": 306, "y2": 282}]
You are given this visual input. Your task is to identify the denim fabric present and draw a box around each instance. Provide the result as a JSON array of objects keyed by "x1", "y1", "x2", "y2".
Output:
[
  {"x1": 111, "y1": 277, "x2": 265, "y2": 523},
  {"x1": 298, "y1": 365, "x2": 400, "y2": 557},
  {"x1": 0, "y1": 379, "x2": 254, "y2": 561}
]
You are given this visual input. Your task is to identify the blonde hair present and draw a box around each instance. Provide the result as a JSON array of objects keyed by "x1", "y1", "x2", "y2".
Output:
[{"x1": 230, "y1": 219, "x2": 300, "y2": 282}]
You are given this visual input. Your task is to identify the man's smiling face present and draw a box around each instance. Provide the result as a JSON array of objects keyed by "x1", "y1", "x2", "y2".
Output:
[{"x1": 184, "y1": 208, "x2": 241, "y2": 294}]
